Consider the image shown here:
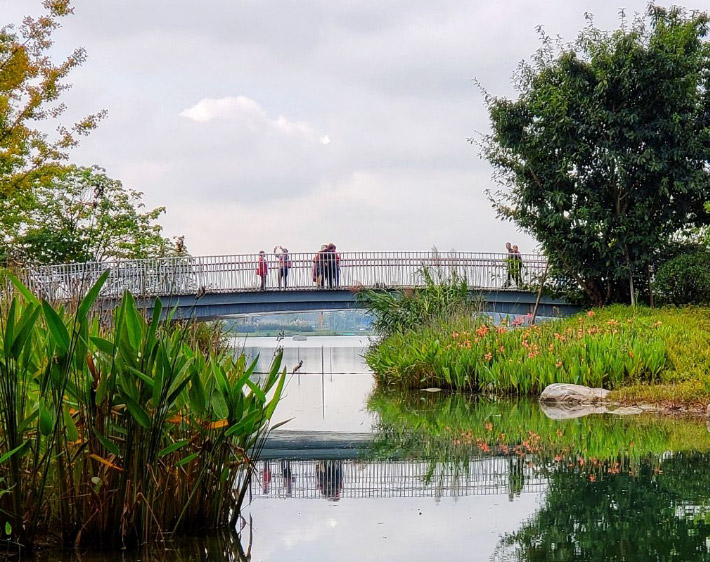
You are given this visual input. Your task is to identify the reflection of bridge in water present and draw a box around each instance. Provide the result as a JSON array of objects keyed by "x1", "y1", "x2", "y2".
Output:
[{"x1": 253, "y1": 457, "x2": 548, "y2": 500}]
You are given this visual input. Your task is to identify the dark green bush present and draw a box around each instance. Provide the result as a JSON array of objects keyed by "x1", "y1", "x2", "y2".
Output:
[{"x1": 653, "y1": 251, "x2": 710, "y2": 305}]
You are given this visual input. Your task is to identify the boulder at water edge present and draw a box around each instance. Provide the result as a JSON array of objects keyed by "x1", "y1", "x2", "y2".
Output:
[{"x1": 539, "y1": 383, "x2": 610, "y2": 404}]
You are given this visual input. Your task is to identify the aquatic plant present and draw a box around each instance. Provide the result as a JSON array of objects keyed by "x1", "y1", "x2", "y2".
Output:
[
  {"x1": 356, "y1": 265, "x2": 474, "y2": 338},
  {"x1": 0, "y1": 273, "x2": 286, "y2": 553},
  {"x1": 366, "y1": 306, "x2": 671, "y2": 393}
]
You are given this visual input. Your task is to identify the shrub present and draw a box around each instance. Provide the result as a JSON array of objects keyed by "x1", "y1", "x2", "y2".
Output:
[{"x1": 653, "y1": 251, "x2": 710, "y2": 305}]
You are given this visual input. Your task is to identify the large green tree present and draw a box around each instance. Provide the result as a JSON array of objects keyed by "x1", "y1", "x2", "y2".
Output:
[
  {"x1": 0, "y1": 0, "x2": 104, "y2": 197},
  {"x1": 1, "y1": 165, "x2": 172, "y2": 264},
  {"x1": 480, "y1": 6, "x2": 710, "y2": 305}
]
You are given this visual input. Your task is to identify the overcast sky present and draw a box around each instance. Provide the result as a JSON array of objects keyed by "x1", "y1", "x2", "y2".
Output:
[{"x1": 1, "y1": 0, "x2": 698, "y2": 256}]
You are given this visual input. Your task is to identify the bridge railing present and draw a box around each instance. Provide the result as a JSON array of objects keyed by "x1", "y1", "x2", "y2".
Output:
[
  {"x1": 19, "y1": 251, "x2": 547, "y2": 301},
  {"x1": 252, "y1": 457, "x2": 548, "y2": 500}
]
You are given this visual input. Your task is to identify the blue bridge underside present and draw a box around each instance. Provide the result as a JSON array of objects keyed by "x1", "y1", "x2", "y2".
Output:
[{"x1": 134, "y1": 289, "x2": 579, "y2": 320}]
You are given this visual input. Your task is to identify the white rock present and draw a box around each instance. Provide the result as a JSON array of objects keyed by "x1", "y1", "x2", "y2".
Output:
[{"x1": 539, "y1": 383, "x2": 611, "y2": 404}]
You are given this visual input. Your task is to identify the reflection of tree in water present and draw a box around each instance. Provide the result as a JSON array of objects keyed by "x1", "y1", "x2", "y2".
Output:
[
  {"x1": 317, "y1": 460, "x2": 343, "y2": 501},
  {"x1": 497, "y1": 452, "x2": 710, "y2": 561}
]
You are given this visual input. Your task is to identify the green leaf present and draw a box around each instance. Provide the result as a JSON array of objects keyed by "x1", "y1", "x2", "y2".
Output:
[
  {"x1": 93, "y1": 428, "x2": 119, "y2": 456},
  {"x1": 91, "y1": 336, "x2": 116, "y2": 356},
  {"x1": 4, "y1": 521, "x2": 11, "y2": 536},
  {"x1": 264, "y1": 368, "x2": 287, "y2": 421},
  {"x1": 122, "y1": 292, "x2": 143, "y2": 351},
  {"x1": 211, "y1": 390, "x2": 229, "y2": 420},
  {"x1": 7, "y1": 273, "x2": 39, "y2": 305},
  {"x1": 42, "y1": 300, "x2": 70, "y2": 354},
  {"x1": 159, "y1": 439, "x2": 190, "y2": 458},
  {"x1": 224, "y1": 410, "x2": 260, "y2": 438},
  {"x1": 0, "y1": 440, "x2": 31, "y2": 464},
  {"x1": 122, "y1": 393, "x2": 151, "y2": 429},
  {"x1": 9, "y1": 303, "x2": 40, "y2": 360},
  {"x1": 39, "y1": 404, "x2": 54, "y2": 437},
  {"x1": 77, "y1": 269, "x2": 110, "y2": 319},
  {"x1": 245, "y1": 378, "x2": 266, "y2": 404},
  {"x1": 175, "y1": 451, "x2": 200, "y2": 467},
  {"x1": 64, "y1": 407, "x2": 79, "y2": 443},
  {"x1": 3, "y1": 298, "x2": 16, "y2": 356}
]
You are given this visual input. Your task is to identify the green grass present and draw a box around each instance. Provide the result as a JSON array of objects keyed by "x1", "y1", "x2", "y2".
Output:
[{"x1": 366, "y1": 305, "x2": 710, "y2": 403}]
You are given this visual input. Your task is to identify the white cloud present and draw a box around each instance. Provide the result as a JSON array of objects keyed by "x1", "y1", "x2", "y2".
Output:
[{"x1": 179, "y1": 95, "x2": 329, "y2": 145}]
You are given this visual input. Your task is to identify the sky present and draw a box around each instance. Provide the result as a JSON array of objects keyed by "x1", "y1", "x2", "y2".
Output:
[{"x1": 1, "y1": 0, "x2": 700, "y2": 257}]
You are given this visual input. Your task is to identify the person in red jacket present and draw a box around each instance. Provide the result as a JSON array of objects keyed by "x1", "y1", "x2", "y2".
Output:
[{"x1": 256, "y1": 250, "x2": 268, "y2": 290}]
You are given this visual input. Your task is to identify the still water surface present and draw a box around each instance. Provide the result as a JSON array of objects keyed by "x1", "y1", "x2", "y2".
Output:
[{"x1": 37, "y1": 336, "x2": 710, "y2": 561}]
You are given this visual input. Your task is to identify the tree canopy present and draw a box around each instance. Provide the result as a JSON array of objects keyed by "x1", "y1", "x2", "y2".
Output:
[
  {"x1": 0, "y1": 165, "x2": 173, "y2": 265},
  {"x1": 0, "y1": 0, "x2": 104, "y2": 197},
  {"x1": 479, "y1": 5, "x2": 710, "y2": 305}
]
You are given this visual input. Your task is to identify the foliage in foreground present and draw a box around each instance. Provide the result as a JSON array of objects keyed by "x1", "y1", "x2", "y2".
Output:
[
  {"x1": 479, "y1": 5, "x2": 710, "y2": 305},
  {"x1": 356, "y1": 267, "x2": 473, "y2": 338},
  {"x1": 0, "y1": 273, "x2": 286, "y2": 552},
  {"x1": 366, "y1": 306, "x2": 690, "y2": 393}
]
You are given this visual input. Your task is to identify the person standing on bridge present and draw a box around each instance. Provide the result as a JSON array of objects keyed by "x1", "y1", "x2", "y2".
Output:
[
  {"x1": 511, "y1": 245, "x2": 523, "y2": 287},
  {"x1": 256, "y1": 250, "x2": 268, "y2": 290},
  {"x1": 327, "y1": 243, "x2": 340, "y2": 287},
  {"x1": 274, "y1": 246, "x2": 291, "y2": 289},
  {"x1": 504, "y1": 242, "x2": 514, "y2": 288},
  {"x1": 313, "y1": 244, "x2": 327, "y2": 287}
]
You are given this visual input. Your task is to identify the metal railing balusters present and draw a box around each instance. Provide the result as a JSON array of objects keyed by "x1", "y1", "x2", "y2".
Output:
[{"x1": 17, "y1": 251, "x2": 547, "y2": 300}]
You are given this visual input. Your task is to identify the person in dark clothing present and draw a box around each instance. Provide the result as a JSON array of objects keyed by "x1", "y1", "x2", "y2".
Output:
[
  {"x1": 316, "y1": 460, "x2": 343, "y2": 501},
  {"x1": 322, "y1": 245, "x2": 336, "y2": 288},
  {"x1": 313, "y1": 244, "x2": 327, "y2": 287},
  {"x1": 274, "y1": 246, "x2": 291, "y2": 289}
]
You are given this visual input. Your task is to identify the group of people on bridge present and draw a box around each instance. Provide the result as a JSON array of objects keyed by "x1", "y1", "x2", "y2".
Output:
[{"x1": 255, "y1": 243, "x2": 340, "y2": 290}]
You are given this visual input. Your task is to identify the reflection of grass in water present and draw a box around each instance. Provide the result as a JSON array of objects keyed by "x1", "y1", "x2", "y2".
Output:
[{"x1": 368, "y1": 390, "x2": 710, "y2": 465}]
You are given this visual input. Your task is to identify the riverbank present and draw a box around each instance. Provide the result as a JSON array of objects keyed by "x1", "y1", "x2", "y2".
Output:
[{"x1": 365, "y1": 306, "x2": 710, "y2": 410}]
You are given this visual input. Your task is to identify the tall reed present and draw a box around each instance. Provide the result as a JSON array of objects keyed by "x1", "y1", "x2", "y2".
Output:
[
  {"x1": 357, "y1": 265, "x2": 474, "y2": 338},
  {"x1": 0, "y1": 272, "x2": 286, "y2": 553}
]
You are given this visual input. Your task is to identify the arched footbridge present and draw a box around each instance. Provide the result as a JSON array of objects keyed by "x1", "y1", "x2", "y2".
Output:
[{"x1": 20, "y1": 251, "x2": 577, "y2": 318}]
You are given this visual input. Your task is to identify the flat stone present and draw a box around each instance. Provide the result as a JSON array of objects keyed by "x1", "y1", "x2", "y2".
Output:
[{"x1": 539, "y1": 383, "x2": 610, "y2": 404}]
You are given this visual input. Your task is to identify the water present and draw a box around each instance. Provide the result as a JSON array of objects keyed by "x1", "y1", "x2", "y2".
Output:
[{"x1": 31, "y1": 337, "x2": 710, "y2": 561}]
